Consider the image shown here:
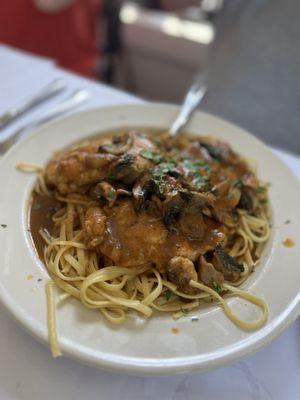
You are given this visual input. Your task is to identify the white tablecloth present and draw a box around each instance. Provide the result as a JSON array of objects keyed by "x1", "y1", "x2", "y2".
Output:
[{"x1": 0, "y1": 45, "x2": 299, "y2": 400}]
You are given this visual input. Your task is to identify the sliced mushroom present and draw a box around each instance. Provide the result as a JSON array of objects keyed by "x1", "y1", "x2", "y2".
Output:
[
  {"x1": 98, "y1": 134, "x2": 133, "y2": 155},
  {"x1": 167, "y1": 256, "x2": 198, "y2": 293},
  {"x1": 179, "y1": 212, "x2": 205, "y2": 240},
  {"x1": 109, "y1": 145, "x2": 157, "y2": 185},
  {"x1": 187, "y1": 191, "x2": 215, "y2": 211},
  {"x1": 238, "y1": 187, "x2": 254, "y2": 212},
  {"x1": 90, "y1": 182, "x2": 117, "y2": 206},
  {"x1": 242, "y1": 172, "x2": 259, "y2": 189},
  {"x1": 163, "y1": 192, "x2": 184, "y2": 229},
  {"x1": 200, "y1": 140, "x2": 235, "y2": 164},
  {"x1": 211, "y1": 181, "x2": 241, "y2": 226},
  {"x1": 151, "y1": 195, "x2": 163, "y2": 213},
  {"x1": 198, "y1": 255, "x2": 224, "y2": 287},
  {"x1": 163, "y1": 190, "x2": 214, "y2": 232},
  {"x1": 132, "y1": 174, "x2": 156, "y2": 210},
  {"x1": 211, "y1": 180, "x2": 231, "y2": 197},
  {"x1": 109, "y1": 153, "x2": 137, "y2": 184},
  {"x1": 213, "y1": 244, "x2": 244, "y2": 282},
  {"x1": 116, "y1": 188, "x2": 132, "y2": 197}
]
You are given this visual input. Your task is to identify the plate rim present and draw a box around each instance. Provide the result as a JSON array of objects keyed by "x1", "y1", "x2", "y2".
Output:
[{"x1": 0, "y1": 103, "x2": 299, "y2": 376}]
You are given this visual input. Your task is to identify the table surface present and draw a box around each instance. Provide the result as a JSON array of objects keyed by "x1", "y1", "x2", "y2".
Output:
[{"x1": 0, "y1": 45, "x2": 299, "y2": 400}]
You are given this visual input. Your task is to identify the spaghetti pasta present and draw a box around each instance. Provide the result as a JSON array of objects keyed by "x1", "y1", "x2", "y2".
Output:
[{"x1": 20, "y1": 130, "x2": 270, "y2": 357}]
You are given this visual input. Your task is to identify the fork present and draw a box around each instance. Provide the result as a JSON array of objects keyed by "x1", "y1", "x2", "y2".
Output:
[
  {"x1": 0, "y1": 89, "x2": 90, "y2": 153},
  {"x1": 170, "y1": 72, "x2": 208, "y2": 136},
  {"x1": 0, "y1": 78, "x2": 67, "y2": 130}
]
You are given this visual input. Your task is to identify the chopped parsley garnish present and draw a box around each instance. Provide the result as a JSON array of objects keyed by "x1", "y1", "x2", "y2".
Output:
[
  {"x1": 233, "y1": 178, "x2": 242, "y2": 188},
  {"x1": 107, "y1": 172, "x2": 115, "y2": 182},
  {"x1": 32, "y1": 203, "x2": 41, "y2": 211},
  {"x1": 152, "y1": 171, "x2": 165, "y2": 194},
  {"x1": 193, "y1": 176, "x2": 210, "y2": 191},
  {"x1": 140, "y1": 149, "x2": 163, "y2": 164},
  {"x1": 198, "y1": 159, "x2": 208, "y2": 166},
  {"x1": 183, "y1": 160, "x2": 201, "y2": 174},
  {"x1": 256, "y1": 186, "x2": 266, "y2": 194},
  {"x1": 165, "y1": 289, "x2": 173, "y2": 301},
  {"x1": 107, "y1": 189, "x2": 116, "y2": 200},
  {"x1": 211, "y1": 279, "x2": 222, "y2": 295},
  {"x1": 155, "y1": 162, "x2": 176, "y2": 174},
  {"x1": 0, "y1": 224, "x2": 7, "y2": 228},
  {"x1": 151, "y1": 162, "x2": 177, "y2": 194},
  {"x1": 182, "y1": 160, "x2": 211, "y2": 191}
]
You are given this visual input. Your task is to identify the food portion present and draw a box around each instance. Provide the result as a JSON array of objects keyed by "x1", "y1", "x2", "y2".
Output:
[{"x1": 27, "y1": 129, "x2": 270, "y2": 355}]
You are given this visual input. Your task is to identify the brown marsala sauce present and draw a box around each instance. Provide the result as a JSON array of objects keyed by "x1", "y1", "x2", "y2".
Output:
[
  {"x1": 28, "y1": 129, "x2": 133, "y2": 258},
  {"x1": 28, "y1": 128, "x2": 260, "y2": 274},
  {"x1": 29, "y1": 192, "x2": 62, "y2": 259}
]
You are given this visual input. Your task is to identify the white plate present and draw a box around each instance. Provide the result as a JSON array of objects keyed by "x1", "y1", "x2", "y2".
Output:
[{"x1": 0, "y1": 104, "x2": 299, "y2": 376}]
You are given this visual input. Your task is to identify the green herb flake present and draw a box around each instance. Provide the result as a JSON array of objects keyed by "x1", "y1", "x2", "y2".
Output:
[
  {"x1": 202, "y1": 164, "x2": 211, "y2": 173},
  {"x1": 151, "y1": 162, "x2": 176, "y2": 194},
  {"x1": 233, "y1": 178, "x2": 242, "y2": 188},
  {"x1": 211, "y1": 279, "x2": 222, "y2": 295},
  {"x1": 156, "y1": 182, "x2": 165, "y2": 195},
  {"x1": 198, "y1": 159, "x2": 207, "y2": 166},
  {"x1": 183, "y1": 160, "x2": 199, "y2": 174},
  {"x1": 256, "y1": 186, "x2": 266, "y2": 194},
  {"x1": 107, "y1": 189, "x2": 116, "y2": 200},
  {"x1": 107, "y1": 172, "x2": 115, "y2": 182},
  {"x1": 165, "y1": 289, "x2": 173, "y2": 301},
  {"x1": 156, "y1": 162, "x2": 176, "y2": 174},
  {"x1": 193, "y1": 176, "x2": 210, "y2": 191},
  {"x1": 140, "y1": 149, "x2": 163, "y2": 164},
  {"x1": 1, "y1": 224, "x2": 7, "y2": 228},
  {"x1": 183, "y1": 160, "x2": 211, "y2": 186}
]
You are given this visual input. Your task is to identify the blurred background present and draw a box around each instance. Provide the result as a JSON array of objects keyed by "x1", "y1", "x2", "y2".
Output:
[{"x1": 0, "y1": 0, "x2": 299, "y2": 153}]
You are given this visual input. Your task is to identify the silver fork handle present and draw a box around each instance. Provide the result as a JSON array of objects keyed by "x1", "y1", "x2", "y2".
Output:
[
  {"x1": 170, "y1": 73, "x2": 207, "y2": 136},
  {"x1": 0, "y1": 89, "x2": 90, "y2": 153},
  {"x1": 0, "y1": 78, "x2": 67, "y2": 129}
]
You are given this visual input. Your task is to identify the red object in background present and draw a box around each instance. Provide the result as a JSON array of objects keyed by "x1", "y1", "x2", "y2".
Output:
[{"x1": 0, "y1": 0, "x2": 102, "y2": 78}]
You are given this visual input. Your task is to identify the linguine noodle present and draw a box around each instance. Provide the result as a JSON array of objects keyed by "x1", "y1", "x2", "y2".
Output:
[{"x1": 19, "y1": 142, "x2": 270, "y2": 357}]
